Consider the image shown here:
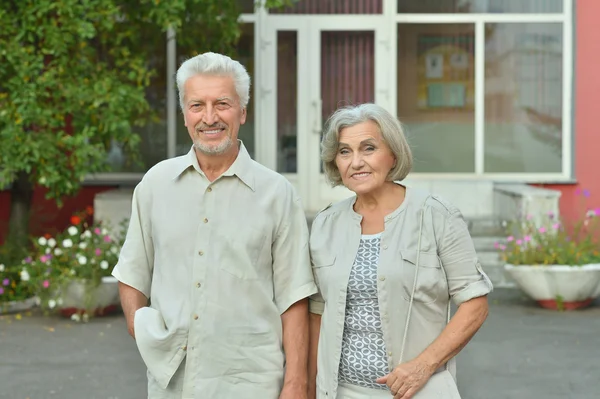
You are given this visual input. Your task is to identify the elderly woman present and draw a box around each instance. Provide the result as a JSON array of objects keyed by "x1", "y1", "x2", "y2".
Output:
[{"x1": 307, "y1": 103, "x2": 493, "y2": 399}]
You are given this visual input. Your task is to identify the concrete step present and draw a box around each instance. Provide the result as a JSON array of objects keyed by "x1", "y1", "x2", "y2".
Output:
[
  {"x1": 477, "y1": 250, "x2": 515, "y2": 288},
  {"x1": 466, "y1": 217, "x2": 507, "y2": 237},
  {"x1": 473, "y1": 236, "x2": 504, "y2": 252}
]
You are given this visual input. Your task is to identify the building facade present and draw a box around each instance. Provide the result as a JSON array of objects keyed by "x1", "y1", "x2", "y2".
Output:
[{"x1": 2, "y1": 0, "x2": 598, "y2": 241}]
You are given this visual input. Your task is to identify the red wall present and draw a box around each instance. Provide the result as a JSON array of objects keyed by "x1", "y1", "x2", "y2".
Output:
[
  {"x1": 0, "y1": 185, "x2": 117, "y2": 244},
  {"x1": 539, "y1": 1, "x2": 600, "y2": 222}
]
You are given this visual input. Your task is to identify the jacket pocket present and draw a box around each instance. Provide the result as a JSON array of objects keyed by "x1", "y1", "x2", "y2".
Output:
[
  {"x1": 400, "y1": 249, "x2": 444, "y2": 304},
  {"x1": 310, "y1": 248, "x2": 336, "y2": 268}
]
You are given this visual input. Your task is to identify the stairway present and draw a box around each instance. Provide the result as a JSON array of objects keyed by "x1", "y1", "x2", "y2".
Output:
[{"x1": 467, "y1": 217, "x2": 512, "y2": 287}]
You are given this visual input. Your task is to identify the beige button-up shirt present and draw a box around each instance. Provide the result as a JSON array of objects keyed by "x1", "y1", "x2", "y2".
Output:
[
  {"x1": 308, "y1": 185, "x2": 493, "y2": 399},
  {"x1": 112, "y1": 142, "x2": 317, "y2": 398}
]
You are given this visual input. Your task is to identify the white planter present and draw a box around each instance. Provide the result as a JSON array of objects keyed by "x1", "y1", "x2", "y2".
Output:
[
  {"x1": 504, "y1": 264, "x2": 600, "y2": 310},
  {"x1": 0, "y1": 297, "x2": 37, "y2": 315},
  {"x1": 58, "y1": 276, "x2": 121, "y2": 317}
]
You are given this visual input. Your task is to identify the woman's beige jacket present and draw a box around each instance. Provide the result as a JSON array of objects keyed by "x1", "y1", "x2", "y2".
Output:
[{"x1": 309, "y1": 185, "x2": 493, "y2": 399}]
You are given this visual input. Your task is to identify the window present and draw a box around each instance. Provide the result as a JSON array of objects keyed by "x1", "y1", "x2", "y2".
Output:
[{"x1": 396, "y1": 0, "x2": 571, "y2": 177}]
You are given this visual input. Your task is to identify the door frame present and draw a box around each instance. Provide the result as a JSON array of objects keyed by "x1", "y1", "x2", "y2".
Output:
[{"x1": 257, "y1": 15, "x2": 392, "y2": 212}]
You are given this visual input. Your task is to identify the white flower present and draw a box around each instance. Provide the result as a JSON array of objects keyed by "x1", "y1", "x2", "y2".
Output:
[
  {"x1": 101, "y1": 228, "x2": 108, "y2": 235},
  {"x1": 62, "y1": 239, "x2": 73, "y2": 248},
  {"x1": 48, "y1": 238, "x2": 57, "y2": 248},
  {"x1": 45, "y1": 248, "x2": 51, "y2": 254},
  {"x1": 78, "y1": 256, "x2": 87, "y2": 265},
  {"x1": 71, "y1": 313, "x2": 81, "y2": 322},
  {"x1": 68, "y1": 226, "x2": 78, "y2": 236},
  {"x1": 100, "y1": 260, "x2": 109, "y2": 270},
  {"x1": 70, "y1": 269, "x2": 76, "y2": 275},
  {"x1": 57, "y1": 298, "x2": 63, "y2": 305},
  {"x1": 38, "y1": 176, "x2": 47, "y2": 185},
  {"x1": 54, "y1": 248, "x2": 63, "y2": 256},
  {"x1": 78, "y1": 242, "x2": 87, "y2": 250},
  {"x1": 48, "y1": 299, "x2": 56, "y2": 309},
  {"x1": 0, "y1": 264, "x2": 5, "y2": 272},
  {"x1": 82, "y1": 230, "x2": 92, "y2": 238},
  {"x1": 82, "y1": 313, "x2": 89, "y2": 323},
  {"x1": 110, "y1": 246, "x2": 119, "y2": 255},
  {"x1": 20, "y1": 269, "x2": 30, "y2": 281},
  {"x1": 38, "y1": 237, "x2": 48, "y2": 246}
]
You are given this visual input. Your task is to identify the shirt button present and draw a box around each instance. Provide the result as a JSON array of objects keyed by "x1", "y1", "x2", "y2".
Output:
[
  {"x1": 182, "y1": 346, "x2": 187, "y2": 351},
  {"x1": 388, "y1": 351, "x2": 393, "y2": 356},
  {"x1": 207, "y1": 187, "x2": 212, "y2": 192},
  {"x1": 382, "y1": 245, "x2": 388, "y2": 250},
  {"x1": 379, "y1": 276, "x2": 386, "y2": 281},
  {"x1": 198, "y1": 251, "x2": 204, "y2": 256},
  {"x1": 203, "y1": 218, "x2": 208, "y2": 223},
  {"x1": 193, "y1": 314, "x2": 199, "y2": 320},
  {"x1": 196, "y1": 282, "x2": 201, "y2": 288}
]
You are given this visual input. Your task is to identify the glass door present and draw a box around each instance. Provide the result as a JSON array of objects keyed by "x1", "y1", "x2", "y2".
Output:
[{"x1": 306, "y1": 21, "x2": 390, "y2": 212}]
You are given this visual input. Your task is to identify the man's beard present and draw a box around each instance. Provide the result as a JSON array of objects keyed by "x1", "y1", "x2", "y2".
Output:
[
  {"x1": 193, "y1": 136, "x2": 234, "y2": 155},
  {"x1": 193, "y1": 123, "x2": 234, "y2": 155}
]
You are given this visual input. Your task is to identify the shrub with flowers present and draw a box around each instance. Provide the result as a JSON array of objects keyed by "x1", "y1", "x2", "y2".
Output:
[
  {"x1": 0, "y1": 238, "x2": 36, "y2": 311},
  {"x1": 496, "y1": 191, "x2": 600, "y2": 266},
  {"x1": 20, "y1": 209, "x2": 124, "y2": 314}
]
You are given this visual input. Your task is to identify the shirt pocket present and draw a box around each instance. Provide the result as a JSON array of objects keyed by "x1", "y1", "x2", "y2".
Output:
[
  {"x1": 400, "y1": 249, "x2": 444, "y2": 304},
  {"x1": 218, "y1": 225, "x2": 267, "y2": 280}
]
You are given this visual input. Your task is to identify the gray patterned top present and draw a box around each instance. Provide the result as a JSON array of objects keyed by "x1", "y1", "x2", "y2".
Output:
[{"x1": 338, "y1": 233, "x2": 390, "y2": 390}]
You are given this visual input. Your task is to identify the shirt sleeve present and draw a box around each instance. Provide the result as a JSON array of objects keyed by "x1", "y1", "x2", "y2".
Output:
[
  {"x1": 272, "y1": 193, "x2": 318, "y2": 315},
  {"x1": 308, "y1": 215, "x2": 326, "y2": 315},
  {"x1": 111, "y1": 180, "x2": 154, "y2": 298},
  {"x1": 436, "y1": 209, "x2": 494, "y2": 306}
]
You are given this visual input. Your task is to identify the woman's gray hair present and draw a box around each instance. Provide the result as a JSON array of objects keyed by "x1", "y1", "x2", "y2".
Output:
[
  {"x1": 321, "y1": 103, "x2": 413, "y2": 186},
  {"x1": 176, "y1": 52, "x2": 251, "y2": 110}
]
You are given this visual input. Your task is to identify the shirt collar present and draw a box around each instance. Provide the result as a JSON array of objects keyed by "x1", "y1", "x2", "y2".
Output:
[{"x1": 172, "y1": 140, "x2": 255, "y2": 191}]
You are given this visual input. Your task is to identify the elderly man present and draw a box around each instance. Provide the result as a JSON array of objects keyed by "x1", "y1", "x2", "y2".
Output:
[{"x1": 112, "y1": 52, "x2": 317, "y2": 398}]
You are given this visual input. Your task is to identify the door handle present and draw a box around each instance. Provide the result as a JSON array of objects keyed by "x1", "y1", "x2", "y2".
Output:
[{"x1": 313, "y1": 98, "x2": 322, "y2": 135}]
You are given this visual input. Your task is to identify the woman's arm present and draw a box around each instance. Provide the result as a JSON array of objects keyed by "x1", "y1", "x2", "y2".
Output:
[
  {"x1": 417, "y1": 295, "x2": 488, "y2": 371},
  {"x1": 376, "y1": 296, "x2": 488, "y2": 398},
  {"x1": 307, "y1": 312, "x2": 322, "y2": 399}
]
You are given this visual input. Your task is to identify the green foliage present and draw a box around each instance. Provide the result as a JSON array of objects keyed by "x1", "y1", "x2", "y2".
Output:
[
  {"x1": 0, "y1": 239, "x2": 35, "y2": 305},
  {"x1": 0, "y1": 0, "x2": 290, "y2": 203}
]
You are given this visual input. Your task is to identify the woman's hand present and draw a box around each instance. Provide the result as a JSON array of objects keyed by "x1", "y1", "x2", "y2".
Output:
[{"x1": 375, "y1": 358, "x2": 435, "y2": 399}]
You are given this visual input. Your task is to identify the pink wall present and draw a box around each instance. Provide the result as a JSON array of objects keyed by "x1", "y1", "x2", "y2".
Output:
[{"x1": 538, "y1": 1, "x2": 600, "y2": 222}]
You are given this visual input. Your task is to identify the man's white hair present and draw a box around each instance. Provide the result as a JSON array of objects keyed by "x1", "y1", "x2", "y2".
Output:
[{"x1": 176, "y1": 52, "x2": 251, "y2": 110}]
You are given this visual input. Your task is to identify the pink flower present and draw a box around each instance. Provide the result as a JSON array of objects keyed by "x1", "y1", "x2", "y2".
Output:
[
  {"x1": 499, "y1": 244, "x2": 506, "y2": 250},
  {"x1": 553, "y1": 223, "x2": 561, "y2": 230},
  {"x1": 516, "y1": 239, "x2": 523, "y2": 245},
  {"x1": 494, "y1": 242, "x2": 500, "y2": 249},
  {"x1": 43, "y1": 280, "x2": 50, "y2": 288},
  {"x1": 524, "y1": 235, "x2": 532, "y2": 242},
  {"x1": 507, "y1": 236, "x2": 514, "y2": 242},
  {"x1": 538, "y1": 227, "x2": 546, "y2": 233},
  {"x1": 103, "y1": 235, "x2": 111, "y2": 243},
  {"x1": 2, "y1": 279, "x2": 9, "y2": 286},
  {"x1": 0, "y1": 287, "x2": 4, "y2": 295},
  {"x1": 94, "y1": 228, "x2": 102, "y2": 235},
  {"x1": 95, "y1": 248, "x2": 102, "y2": 256}
]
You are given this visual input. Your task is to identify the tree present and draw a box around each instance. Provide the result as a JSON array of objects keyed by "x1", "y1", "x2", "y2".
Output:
[{"x1": 0, "y1": 0, "x2": 290, "y2": 245}]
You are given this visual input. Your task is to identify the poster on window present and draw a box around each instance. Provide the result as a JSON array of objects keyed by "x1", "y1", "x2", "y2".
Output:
[
  {"x1": 416, "y1": 34, "x2": 475, "y2": 110},
  {"x1": 425, "y1": 54, "x2": 444, "y2": 78}
]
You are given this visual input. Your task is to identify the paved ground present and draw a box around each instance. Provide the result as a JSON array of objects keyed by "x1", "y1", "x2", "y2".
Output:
[{"x1": 1, "y1": 288, "x2": 599, "y2": 399}]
